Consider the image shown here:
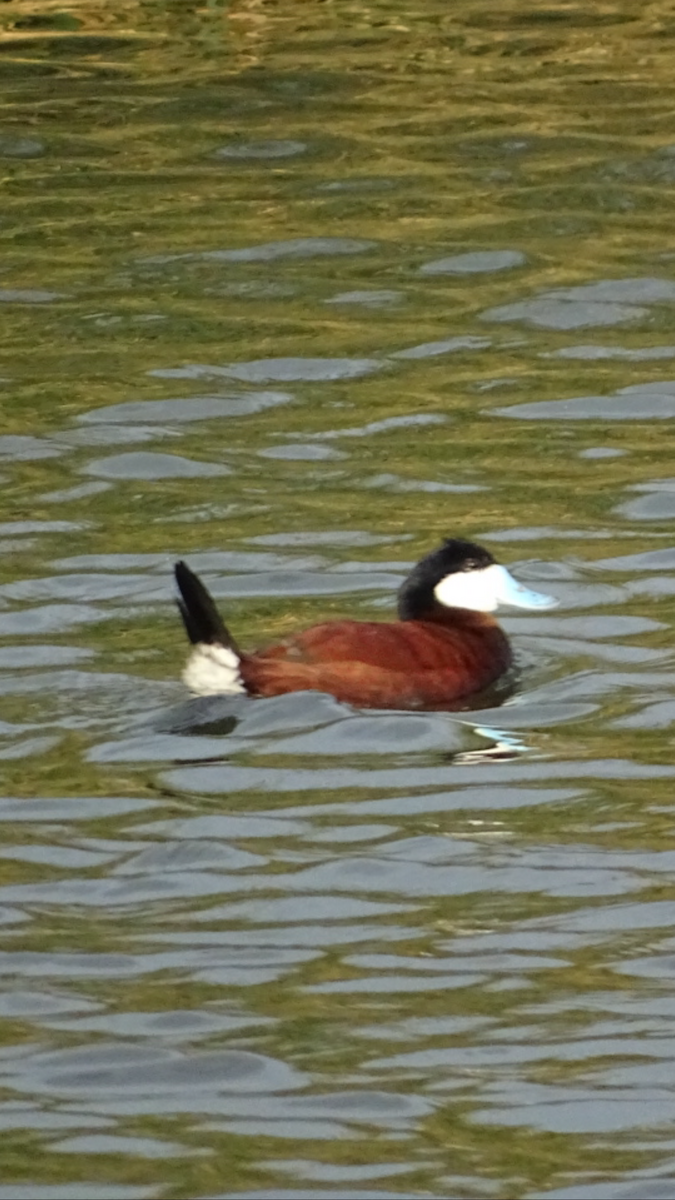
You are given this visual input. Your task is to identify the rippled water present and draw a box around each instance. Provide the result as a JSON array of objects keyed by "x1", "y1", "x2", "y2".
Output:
[{"x1": 4, "y1": 2, "x2": 675, "y2": 1198}]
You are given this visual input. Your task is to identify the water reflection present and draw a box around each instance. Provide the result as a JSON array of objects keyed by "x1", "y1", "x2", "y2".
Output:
[
  {"x1": 419, "y1": 250, "x2": 526, "y2": 275},
  {"x1": 484, "y1": 278, "x2": 675, "y2": 331},
  {"x1": 79, "y1": 393, "x2": 291, "y2": 423},
  {"x1": 497, "y1": 380, "x2": 675, "y2": 421},
  {"x1": 141, "y1": 238, "x2": 377, "y2": 264}
]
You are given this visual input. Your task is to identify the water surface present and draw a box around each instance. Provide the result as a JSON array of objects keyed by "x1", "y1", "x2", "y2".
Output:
[{"x1": 3, "y1": 2, "x2": 675, "y2": 1197}]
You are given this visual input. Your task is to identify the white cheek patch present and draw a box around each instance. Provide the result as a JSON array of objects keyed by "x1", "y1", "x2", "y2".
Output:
[
  {"x1": 182, "y1": 644, "x2": 246, "y2": 696},
  {"x1": 434, "y1": 563, "x2": 502, "y2": 612}
]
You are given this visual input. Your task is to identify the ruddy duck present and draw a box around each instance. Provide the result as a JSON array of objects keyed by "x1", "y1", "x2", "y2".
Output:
[{"x1": 174, "y1": 538, "x2": 556, "y2": 711}]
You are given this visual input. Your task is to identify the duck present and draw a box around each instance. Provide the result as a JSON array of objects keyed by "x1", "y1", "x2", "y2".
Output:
[{"x1": 174, "y1": 538, "x2": 557, "y2": 712}]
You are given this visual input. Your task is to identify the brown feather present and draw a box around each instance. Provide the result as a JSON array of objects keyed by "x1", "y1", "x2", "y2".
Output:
[{"x1": 239, "y1": 613, "x2": 512, "y2": 710}]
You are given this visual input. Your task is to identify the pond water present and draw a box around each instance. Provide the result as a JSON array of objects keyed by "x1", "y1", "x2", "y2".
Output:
[{"x1": 3, "y1": 2, "x2": 675, "y2": 1197}]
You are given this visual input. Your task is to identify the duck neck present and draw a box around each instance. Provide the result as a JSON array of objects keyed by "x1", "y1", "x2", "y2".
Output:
[{"x1": 398, "y1": 576, "x2": 433, "y2": 621}]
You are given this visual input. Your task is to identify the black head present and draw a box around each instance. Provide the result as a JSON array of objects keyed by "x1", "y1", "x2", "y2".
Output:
[{"x1": 397, "y1": 538, "x2": 496, "y2": 620}]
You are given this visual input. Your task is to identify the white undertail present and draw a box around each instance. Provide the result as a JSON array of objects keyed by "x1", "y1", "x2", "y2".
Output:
[{"x1": 182, "y1": 643, "x2": 246, "y2": 696}]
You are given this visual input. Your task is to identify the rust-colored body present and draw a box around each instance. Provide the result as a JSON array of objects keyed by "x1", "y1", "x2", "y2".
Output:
[{"x1": 238, "y1": 610, "x2": 513, "y2": 710}]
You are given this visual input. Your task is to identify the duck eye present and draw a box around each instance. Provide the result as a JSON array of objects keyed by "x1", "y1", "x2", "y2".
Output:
[{"x1": 462, "y1": 559, "x2": 478, "y2": 572}]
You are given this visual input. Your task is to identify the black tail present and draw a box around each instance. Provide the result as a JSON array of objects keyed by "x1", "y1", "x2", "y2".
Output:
[{"x1": 174, "y1": 561, "x2": 239, "y2": 651}]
